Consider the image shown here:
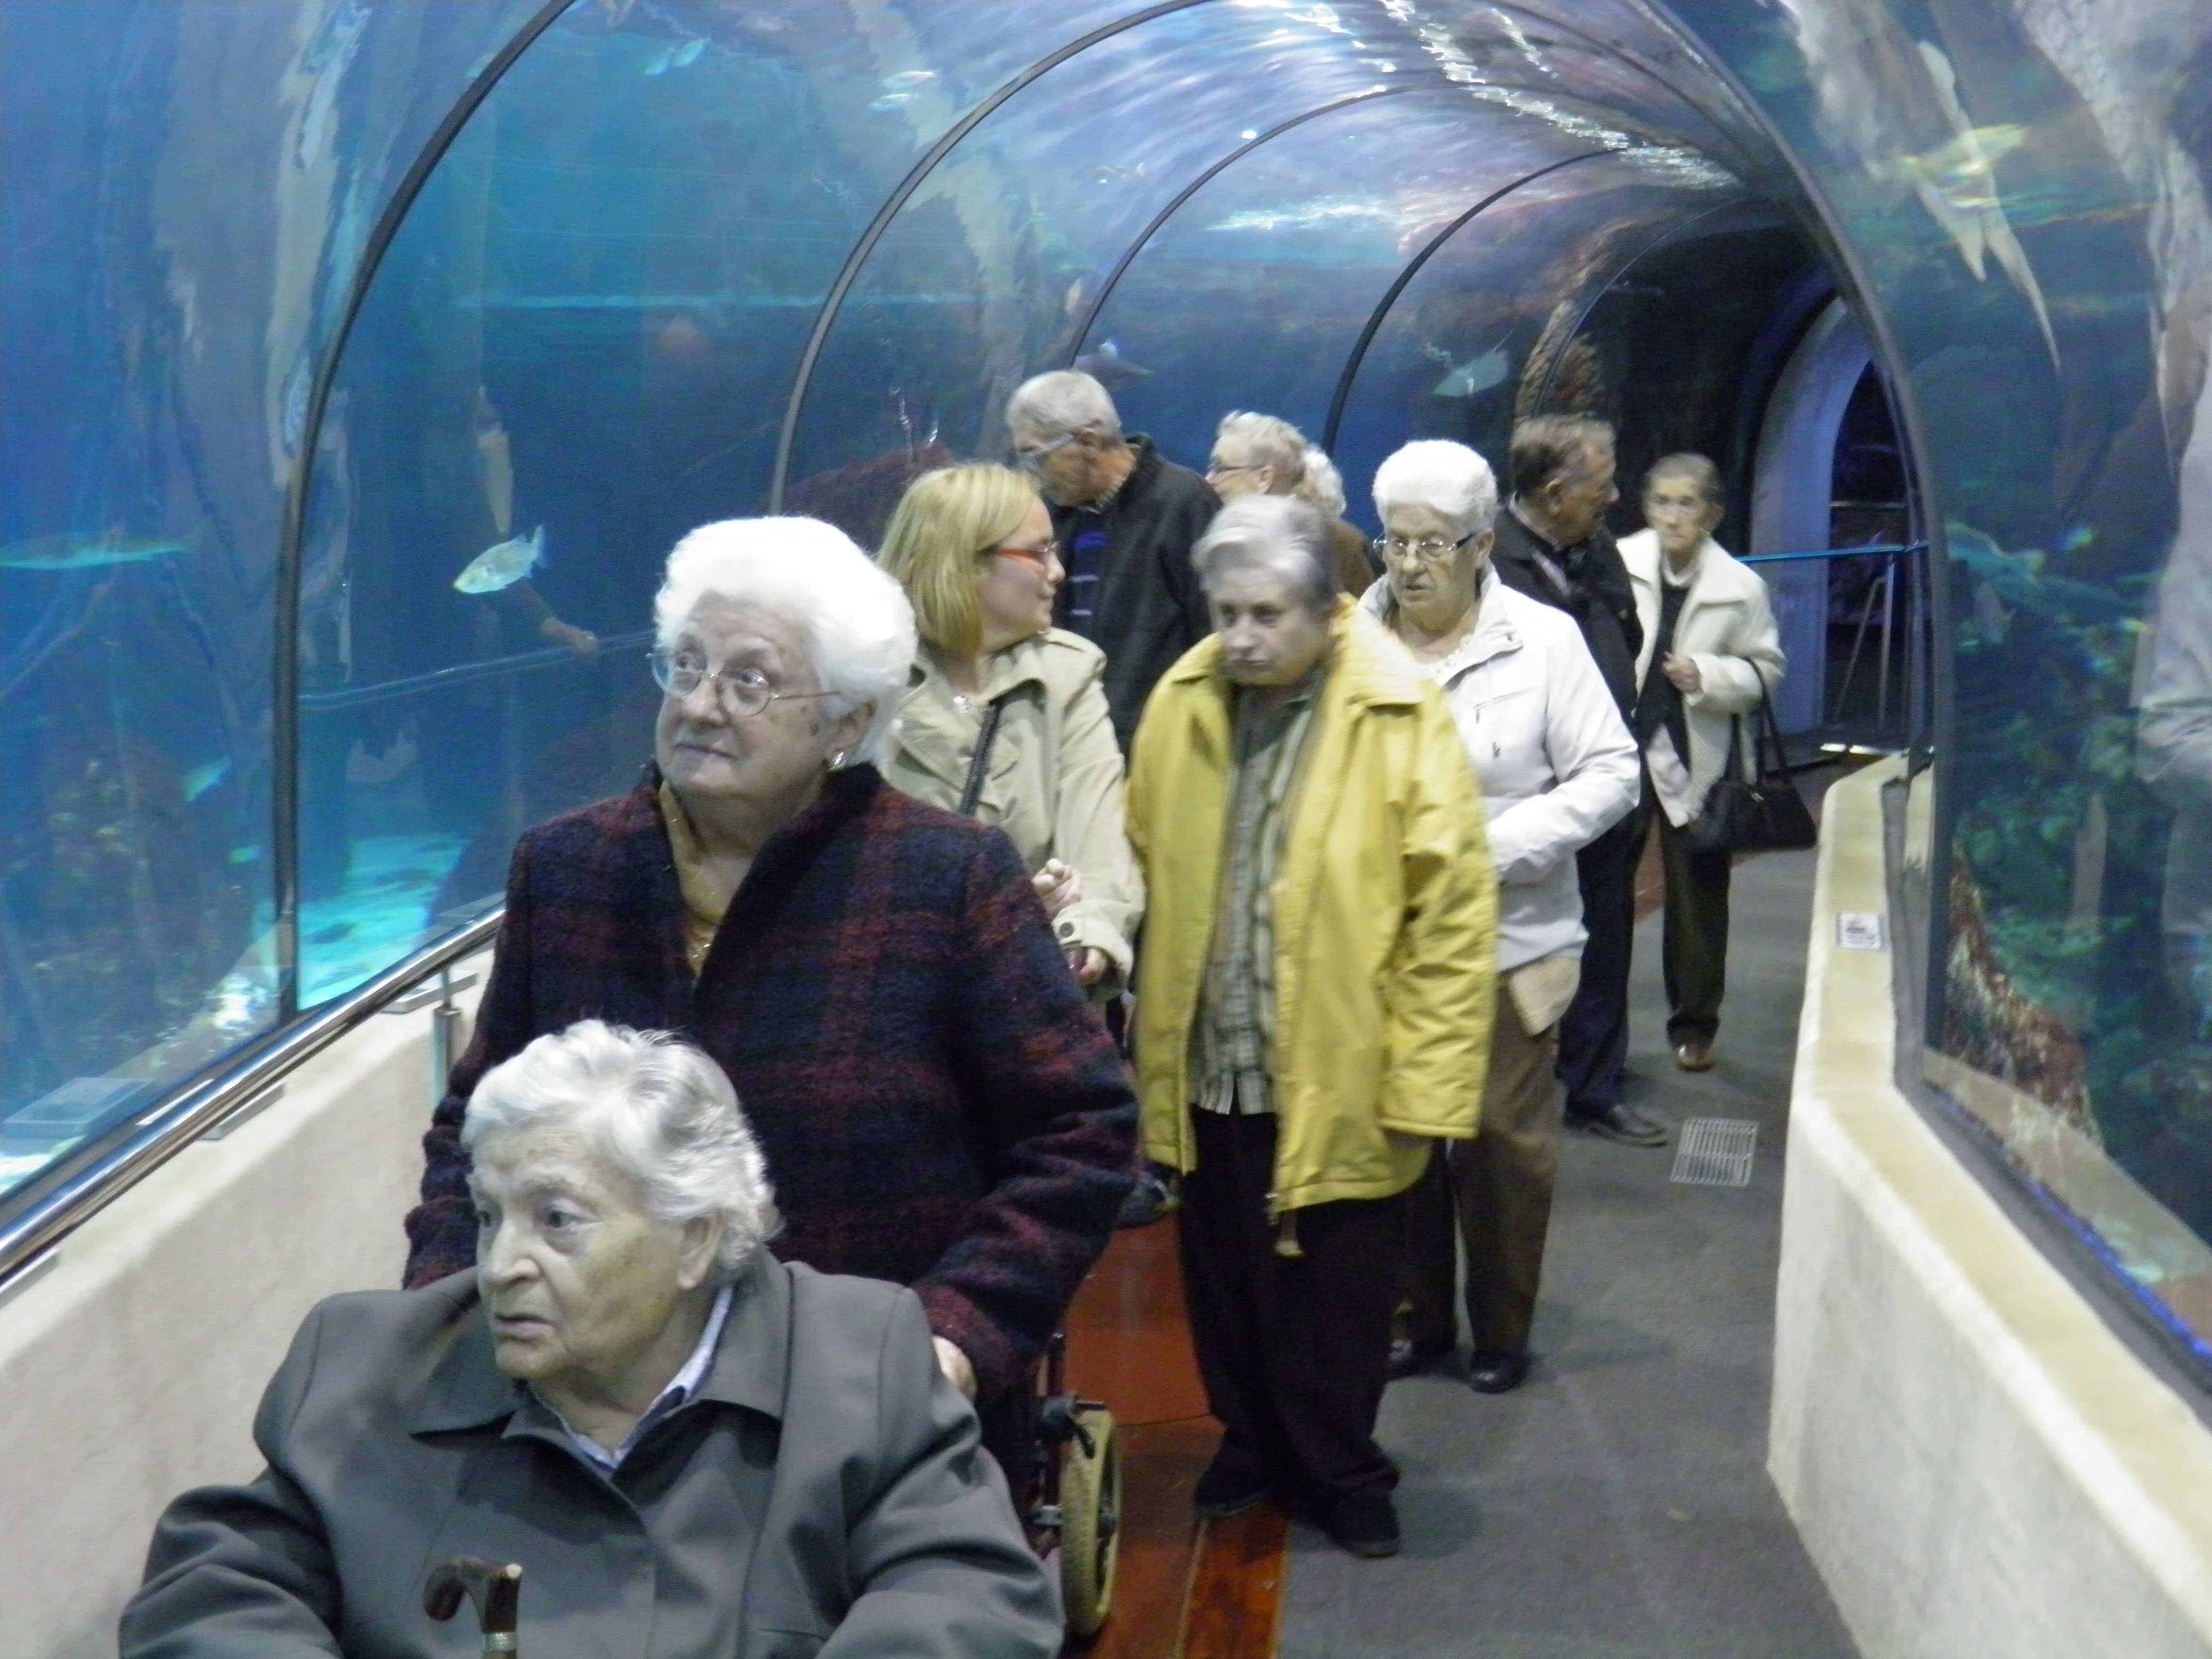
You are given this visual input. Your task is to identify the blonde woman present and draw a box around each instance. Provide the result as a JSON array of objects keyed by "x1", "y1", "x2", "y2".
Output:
[{"x1": 880, "y1": 463, "x2": 1143, "y2": 993}]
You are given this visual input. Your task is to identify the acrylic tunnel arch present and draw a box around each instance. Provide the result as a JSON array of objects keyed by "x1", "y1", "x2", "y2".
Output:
[
  {"x1": 272, "y1": 0, "x2": 581, "y2": 1019},
  {"x1": 763, "y1": 0, "x2": 1215, "y2": 511}
]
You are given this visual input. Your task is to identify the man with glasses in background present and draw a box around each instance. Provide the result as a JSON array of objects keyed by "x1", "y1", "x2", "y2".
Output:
[
  {"x1": 1490, "y1": 414, "x2": 1667, "y2": 1149},
  {"x1": 1005, "y1": 369, "x2": 1217, "y2": 752}
]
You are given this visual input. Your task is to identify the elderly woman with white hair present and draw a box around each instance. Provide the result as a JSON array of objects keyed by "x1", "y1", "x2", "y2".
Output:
[
  {"x1": 130, "y1": 1022, "x2": 1062, "y2": 1658},
  {"x1": 1363, "y1": 440, "x2": 1639, "y2": 1396},
  {"x1": 404, "y1": 517, "x2": 1137, "y2": 1479},
  {"x1": 1204, "y1": 410, "x2": 1376, "y2": 596}
]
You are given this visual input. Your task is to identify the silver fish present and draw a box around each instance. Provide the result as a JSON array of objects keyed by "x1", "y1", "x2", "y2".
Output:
[
  {"x1": 452, "y1": 525, "x2": 544, "y2": 594},
  {"x1": 182, "y1": 756, "x2": 232, "y2": 802},
  {"x1": 1431, "y1": 347, "x2": 1507, "y2": 399},
  {"x1": 1072, "y1": 338, "x2": 1151, "y2": 389},
  {"x1": 642, "y1": 35, "x2": 704, "y2": 74},
  {"x1": 0, "y1": 533, "x2": 186, "y2": 571}
]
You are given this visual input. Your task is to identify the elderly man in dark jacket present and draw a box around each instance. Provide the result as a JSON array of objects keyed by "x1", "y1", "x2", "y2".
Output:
[
  {"x1": 404, "y1": 515, "x2": 1135, "y2": 1476},
  {"x1": 1490, "y1": 414, "x2": 1666, "y2": 1150},
  {"x1": 1007, "y1": 369, "x2": 1218, "y2": 750},
  {"x1": 131, "y1": 1024, "x2": 1061, "y2": 1659}
]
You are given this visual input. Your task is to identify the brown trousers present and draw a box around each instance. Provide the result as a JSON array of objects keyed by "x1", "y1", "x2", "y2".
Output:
[{"x1": 1402, "y1": 982, "x2": 1561, "y2": 1357}]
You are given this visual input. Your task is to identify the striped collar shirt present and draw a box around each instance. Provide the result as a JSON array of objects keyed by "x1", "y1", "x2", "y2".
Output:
[
  {"x1": 535, "y1": 1280, "x2": 735, "y2": 1473},
  {"x1": 1192, "y1": 673, "x2": 1323, "y2": 1114}
]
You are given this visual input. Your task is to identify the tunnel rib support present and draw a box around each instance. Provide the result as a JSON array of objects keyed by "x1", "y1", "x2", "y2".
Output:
[
  {"x1": 767, "y1": 0, "x2": 1215, "y2": 511},
  {"x1": 1320, "y1": 149, "x2": 1612, "y2": 455}
]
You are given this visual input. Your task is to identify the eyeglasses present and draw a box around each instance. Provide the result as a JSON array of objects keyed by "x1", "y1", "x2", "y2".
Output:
[
  {"x1": 650, "y1": 648, "x2": 837, "y2": 718},
  {"x1": 987, "y1": 538, "x2": 1061, "y2": 568},
  {"x1": 1375, "y1": 532, "x2": 1475, "y2": 565},
  {"x1": 1013, "y1": 432, "x2": 1077, "y2": 474},
  {"x1": 1206, "y1": 461, "x2": 1261, "y2": 482}
]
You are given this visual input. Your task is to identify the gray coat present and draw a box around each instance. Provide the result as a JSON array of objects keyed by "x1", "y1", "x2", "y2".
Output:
[{"x1": 122, "y1": 1259, "x2": 1061, "y2": 1659}]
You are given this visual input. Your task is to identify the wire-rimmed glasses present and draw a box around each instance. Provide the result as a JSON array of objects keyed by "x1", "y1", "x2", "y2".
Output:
[
  {"x1": 1013, "y1": 432, "x2": 1077, "y2": 475},
  {"x1": 1374, "y1": 531, "x2": 1475, "y2": 565},
  {"x1": 649, "y1": 648, "x2": 837, "y2": 718}
]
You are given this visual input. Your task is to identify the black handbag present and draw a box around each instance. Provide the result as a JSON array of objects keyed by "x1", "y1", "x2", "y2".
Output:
[{"x1": 1684, "y1": 668, "x2": 1818, "y2": 855}]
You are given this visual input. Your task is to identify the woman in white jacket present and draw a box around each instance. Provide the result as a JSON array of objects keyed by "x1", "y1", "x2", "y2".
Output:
[
  {"x1": 1364, "y1": 440, "x2": 1639, "y2": 1395},
  {"x1": 1618, "y1": 453, "x2": 1786, "y2": 1073}
]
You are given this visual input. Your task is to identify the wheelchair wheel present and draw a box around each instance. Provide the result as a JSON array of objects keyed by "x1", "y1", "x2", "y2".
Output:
[{"x1": 1058, "y1": 1404, "x2": 1120, "y2": 1637}]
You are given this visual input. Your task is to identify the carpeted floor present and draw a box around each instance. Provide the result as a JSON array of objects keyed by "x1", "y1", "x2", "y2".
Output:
[{"x1": 1277, "y1": 844, "x2": 1859, "y2": 1659}]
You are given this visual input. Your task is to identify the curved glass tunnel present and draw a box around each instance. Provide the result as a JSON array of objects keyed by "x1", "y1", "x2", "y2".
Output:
[{"x1": 6, "y1": 1, "x2": 2212, "y2": 1389}]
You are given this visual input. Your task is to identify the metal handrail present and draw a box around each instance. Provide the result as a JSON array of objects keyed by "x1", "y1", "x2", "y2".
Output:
[
  {"x1": 1741, "y1": 541, "x2": 1925, "y2": 565},
  {"x1": 0, "y1": 907, "x2": 505, "y2": 1291},
  {"x1": 301, "y1": 628, "x2": 654, "y2": 712}
]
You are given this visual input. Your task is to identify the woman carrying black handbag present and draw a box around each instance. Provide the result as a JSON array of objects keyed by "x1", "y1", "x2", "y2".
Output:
[{"x1": 1618, "y1": 455, "x2": 1790, "y2": 1074}]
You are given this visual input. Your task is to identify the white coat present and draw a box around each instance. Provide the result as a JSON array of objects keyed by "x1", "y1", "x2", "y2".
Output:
[
  {"x1": 1619, "y1": 529, "x2": 1787, "y2": 827},
  {"x1": 1362, "y1": 571, "x2": 1639, "y2": 972}
]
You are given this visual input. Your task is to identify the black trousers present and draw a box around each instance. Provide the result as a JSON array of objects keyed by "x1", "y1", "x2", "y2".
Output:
[
  {"x1": 1652, "y1": 799, "x2": 1732, "y2": 1046},
  {"x1": 1556, "y1": 812, "x2": 1640, "y2": 1115},
  {"x1": 1179, "y1": 1108, "x2": 1403, "y2": 1507}
]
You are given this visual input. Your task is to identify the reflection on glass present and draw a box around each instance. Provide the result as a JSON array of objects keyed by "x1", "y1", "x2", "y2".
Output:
[{"x1": 1679, "y1": 0, "x2": 2212, "y2": 1365}]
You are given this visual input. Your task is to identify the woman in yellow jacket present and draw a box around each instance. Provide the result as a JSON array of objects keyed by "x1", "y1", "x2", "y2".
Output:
[{"x1": 1125, "y1": 494, "x2": 1496, "y2": 1559}]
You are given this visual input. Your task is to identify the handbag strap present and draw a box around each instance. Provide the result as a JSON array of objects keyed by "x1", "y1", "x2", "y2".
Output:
[
  {"x1": 1745, "y1": 663, "x2": 1788, "y2": 780},
  {"x1": 1721, "y1": 711, "x2": 1748, "y2": 783},
  {"x1": 956, "y1": 696, "x2": 1009, "y2": 818}
]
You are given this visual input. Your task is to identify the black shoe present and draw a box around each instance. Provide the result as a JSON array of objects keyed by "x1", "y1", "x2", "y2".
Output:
[
  {"x1": 1320, "y1": 1490, "x2": 1401, "y2": 1558},
  {"x1": 1114, "y1": 1171, "x2": 1176, "y2": 1229},
  {"x1": 1386, "y1": 1335, "x2": 1454, "y2": 1380},
  {"x1": 1467, "y1": 1349, "x2": 1531, "y2": 1394},
  {"x1": 1192, "y1": 1448, "x2": 1269, "y2": 1520},
  {"x1": 1567, "y1": 1103, "x2": 1670, "y2": 1147}
]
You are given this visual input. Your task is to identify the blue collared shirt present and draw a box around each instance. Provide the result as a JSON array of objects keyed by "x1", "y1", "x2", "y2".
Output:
[{"x1": 538, "y1": 1280, "x2": 735, "y2": 1472}]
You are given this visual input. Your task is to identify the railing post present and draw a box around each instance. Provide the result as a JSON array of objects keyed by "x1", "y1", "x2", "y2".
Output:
[{"x1": 430, "y1": 969, "x2": 463, "y2": 1113}]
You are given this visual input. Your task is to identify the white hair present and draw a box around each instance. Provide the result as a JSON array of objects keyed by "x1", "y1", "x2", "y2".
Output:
[
  {"x1": 654, "y1": 516, "x2": 915, "y2": 767},
  {"x1": 1214, "y1": 411, "x2": 1308, "y2": 487},
  {"x1": 1372, "y1": 440, "x2": 1499, "y2": 541},
  {"x1": 1007, "y1": 370, "x2": 1121, "y2": 441},
  {"x1": 1192, "y1": 495, "x2": 1337, "y2": 613},
  {"x1": 1296, "y1": 447, "x2": 1347, "y2": 518},
  {"x1": 464, "y1": 1021, "x2": 781, "y2": 1278}
]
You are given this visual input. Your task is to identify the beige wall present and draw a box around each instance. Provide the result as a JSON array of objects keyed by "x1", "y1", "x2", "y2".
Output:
[
  {"x1": 0, "y1": 966, "x2": 484, "y2": 1659},
  {"x1": 1776, "y1": 761, "x2": 2212, "y2": 1657}
]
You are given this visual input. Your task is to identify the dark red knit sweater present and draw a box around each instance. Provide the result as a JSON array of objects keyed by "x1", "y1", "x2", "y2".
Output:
[{"x1": 403, "y1": 765, "x2": 1136, "y2": 1402}]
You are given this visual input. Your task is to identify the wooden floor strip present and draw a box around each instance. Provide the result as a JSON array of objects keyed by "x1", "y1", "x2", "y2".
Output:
[{"x1": 1177, "y1": 1507, "x2": 1290, "y2": 1659}]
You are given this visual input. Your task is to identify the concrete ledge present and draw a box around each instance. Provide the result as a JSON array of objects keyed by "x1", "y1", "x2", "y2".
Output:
[
  {"x1": 0, "y1": 964, "x2": 485, "y2": 1659},
  {"x1": 1774, "y1": 758, "x2": 2212, "y2": 1656}
]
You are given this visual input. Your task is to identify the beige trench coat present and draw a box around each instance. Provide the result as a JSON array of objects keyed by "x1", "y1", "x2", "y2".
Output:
[{"x1": 886, "y1": 628, "x2": 1144, "y2": 985}]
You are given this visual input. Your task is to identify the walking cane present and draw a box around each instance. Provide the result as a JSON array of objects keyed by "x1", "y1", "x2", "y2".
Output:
[{"x1": 425, "y1": 1556, "x2": 524, "y2": 1655}]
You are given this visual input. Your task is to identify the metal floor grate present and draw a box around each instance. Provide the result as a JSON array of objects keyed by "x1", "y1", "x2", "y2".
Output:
[{"x1": 1670, "y1": 1117, "x2": 1759, "y2": 1188}]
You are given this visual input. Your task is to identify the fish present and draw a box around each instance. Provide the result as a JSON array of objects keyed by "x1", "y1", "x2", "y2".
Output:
[
  {"x1": 881, "y1": 70, "x2": 935, "y2": 90},
  {"x1": 182, "y1": 757, "x2": 232, "y2": 802},
  {"x1": 869, "y1": 92, "x2": 913, "y2": 111},
  {"x1": 1072, "y1": 338, "x2": 1152, "y2": 389},
  {"x1": 1946, "y1": 522, "x2": 2132, "y2": 622},
  {"x1": 452, "y1": 525, "x2": 545, "y2": 595},
  {"x1": 1430, "y1": 347, "x2": 1508, "y2": 399},
  {"x1": 0, "y1": 533, "x2": 187, "y2": 571},
  {"x1": 641, "y1": 36, "x2": 704, "y2": 74}
]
